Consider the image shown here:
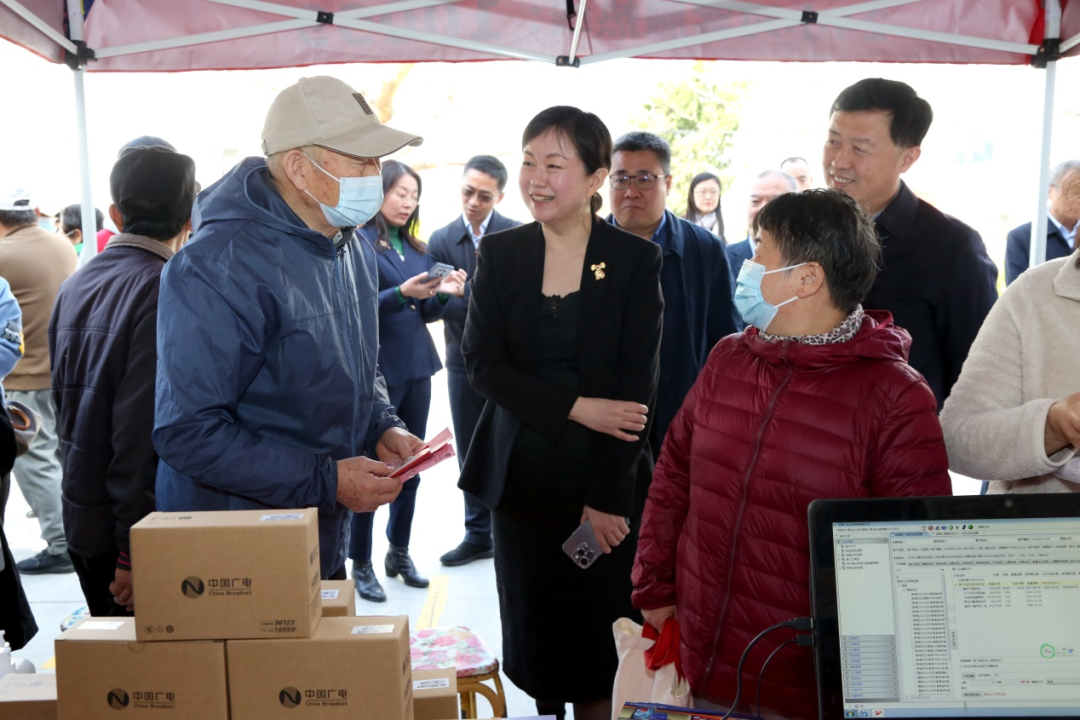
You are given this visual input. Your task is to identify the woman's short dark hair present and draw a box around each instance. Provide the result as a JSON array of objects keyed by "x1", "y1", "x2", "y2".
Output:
[
  {"x1": 753, "y1": 189, "x2": 881, "y2": 315},
  {"x1": 59, "y1": 204, "x2": 105, "y2": 235},
  {"x1": 372, "y1": 160, "x2": 425, "y2": 254},
  {"x1": 522, "y1": 106, "x2": 611, "y2": 215},
  {"x1": 830, "y1": 78, "x2": 933, "y2": 149},
  {"x1": 685, "y1": 172, "x2": 725, "y2": 243}
]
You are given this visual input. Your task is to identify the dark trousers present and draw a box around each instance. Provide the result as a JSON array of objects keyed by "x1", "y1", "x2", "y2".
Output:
[
  {"x1": 447, "y1": 368, "x2": 492, "y2": 549},
  {"x1": 0, "y1": 471, "x2": 9, "y2": 527},
  {"x1": 349, "y1": 378, "x2": 431, "y2": 562},
  {"x1": 69, "y1": 550, "x2": 134, "y2": 618}
]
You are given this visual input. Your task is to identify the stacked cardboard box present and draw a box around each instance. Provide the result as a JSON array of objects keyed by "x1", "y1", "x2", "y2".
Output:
[
  {"x1": 0, "y1": 673, "x2": 58, "y2": 720},
  {"x1": 412, "y1": 668, "x2": 459, "y2": 720},
  {"x1": 321, "y1": 579, "x2": 356, "y2": 617},
  {"x1": 49, "y1": 509, "x2": 415, "y2": 720}
]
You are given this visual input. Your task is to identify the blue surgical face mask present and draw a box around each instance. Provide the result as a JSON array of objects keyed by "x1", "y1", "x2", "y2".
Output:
[
  {"x1": 734, "y1": 258, "x2": 806, "y2": 332},
  {"x1": 301, "y1": 151, "x2": 383, "y2": 228}
]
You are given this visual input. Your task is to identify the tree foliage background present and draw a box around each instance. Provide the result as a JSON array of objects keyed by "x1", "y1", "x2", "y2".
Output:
[{"x1": 632, "y1": 62, "x2": 750, "y2": 217}]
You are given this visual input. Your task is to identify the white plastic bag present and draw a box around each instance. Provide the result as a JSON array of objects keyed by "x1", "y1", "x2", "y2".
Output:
[{"x1": 611, "y1": 617, "x2": 692, "y2": 720}]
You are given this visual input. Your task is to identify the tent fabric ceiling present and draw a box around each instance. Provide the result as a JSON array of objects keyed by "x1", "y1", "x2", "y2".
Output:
[{"x1": 1, "y1": 0, "x2": 1078, "y2": 72}]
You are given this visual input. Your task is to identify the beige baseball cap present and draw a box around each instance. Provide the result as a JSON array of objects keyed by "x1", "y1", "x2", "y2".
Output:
[{"x1": 261, "y1": 76, "x2": 423, "y2": 158}]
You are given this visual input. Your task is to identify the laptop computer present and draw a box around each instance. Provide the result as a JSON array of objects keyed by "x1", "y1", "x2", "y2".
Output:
[{"x1": 808, "y1": 494, "x2": 1080, "y2": 719}]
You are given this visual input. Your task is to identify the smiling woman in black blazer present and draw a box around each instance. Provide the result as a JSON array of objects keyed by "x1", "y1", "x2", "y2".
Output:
[{"x1": 460, "y1": 106, "x2": 663, "y2": 720}]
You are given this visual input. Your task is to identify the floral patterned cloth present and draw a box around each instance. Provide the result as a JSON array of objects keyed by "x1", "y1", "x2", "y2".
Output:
[{"x1": 411, "y1": 626, "x2": 500, "y2": 678}]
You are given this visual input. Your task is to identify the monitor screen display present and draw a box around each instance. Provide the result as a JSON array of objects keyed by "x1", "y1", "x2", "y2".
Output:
[{"x1": 830, "y1": 517, "x2": 1080, "y2": 718}]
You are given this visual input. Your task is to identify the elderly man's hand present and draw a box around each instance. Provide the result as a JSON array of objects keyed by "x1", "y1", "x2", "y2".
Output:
[
  {"x1": 335, "y1": 456, "x2": 400, "y2": 513},
  {"x1": 1045, "y1": 391, "x2": 1080, "y2": 457},
  {"x1": 110, "y1": 568, "x2": 134, "y2": 612},
  {"x1": 376, "y1": 426, "x2": 426, "y2": 466}
]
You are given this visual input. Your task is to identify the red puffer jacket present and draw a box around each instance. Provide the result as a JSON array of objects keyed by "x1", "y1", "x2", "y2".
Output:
[{"x1": 632, "y1": 310, "x2": 951, "y2": 720}]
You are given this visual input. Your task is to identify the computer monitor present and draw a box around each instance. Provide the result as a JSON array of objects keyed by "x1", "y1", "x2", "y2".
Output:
[{"x1": 808, "y1": 494, "x2": 1080, "y2": 719}]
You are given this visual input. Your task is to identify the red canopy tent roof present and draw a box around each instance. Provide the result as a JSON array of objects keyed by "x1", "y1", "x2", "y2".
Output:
[
  {"x1": 1, "y1": 0, "x2": 1077, "y2": 71},
  {"x1": 1, "y1": 0, "x2": 1076, "y2": 267}
]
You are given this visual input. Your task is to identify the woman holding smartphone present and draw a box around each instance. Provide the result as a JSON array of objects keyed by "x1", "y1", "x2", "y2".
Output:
[
  {"x1": 460, "y1": 106, "x2": 663, "y2": 720},
  {"x1": 349, "y1": 160, "x2": 466, "y2": 603}
]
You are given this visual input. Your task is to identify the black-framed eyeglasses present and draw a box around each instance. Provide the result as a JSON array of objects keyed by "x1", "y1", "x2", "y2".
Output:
[
  {"x1": 610, "y1": 173, "x2": 668, "y2": 190},
  {"x1": 462, "y1": 187, "x2": 496, "y2": 204}
]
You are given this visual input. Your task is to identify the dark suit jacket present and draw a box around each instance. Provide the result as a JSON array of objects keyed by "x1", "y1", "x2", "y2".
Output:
[
  {"x1": 358, "y1": 224, "x2": 447, "y2": 387},
  {"x1": 427, "y1": 210, "x2": 521, "y2": 372},
  {"x1": 1005, "y1": 220, "x2": 1073, "y2": 286},
  {"x1": 459, "y1": 218, "x2": 663, "y2": 518},
  {"x1": 607, "y1": 210, "x2": 741, "y2": 449},
  {"x1": 868, "y1": 181, "x2": 998, "y2": 411},
  {"x1": 726, "y1": 237, "x2": 753, "y2": 274}
]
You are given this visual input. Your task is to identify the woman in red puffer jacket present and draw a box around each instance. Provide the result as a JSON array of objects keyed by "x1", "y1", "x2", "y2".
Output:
[{"x1": 632, "y1": 190, "x2": 952, "y2": 720}]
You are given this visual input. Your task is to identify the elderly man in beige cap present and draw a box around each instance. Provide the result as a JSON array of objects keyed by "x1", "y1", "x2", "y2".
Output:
[{"x1": 154, "y1": 77, "x2": 426, "y2": 582}]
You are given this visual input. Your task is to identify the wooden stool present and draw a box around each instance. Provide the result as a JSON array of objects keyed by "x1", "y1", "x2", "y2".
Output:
[{"x1": 411, "y1": 626, "x2": 508, "y2": 718}]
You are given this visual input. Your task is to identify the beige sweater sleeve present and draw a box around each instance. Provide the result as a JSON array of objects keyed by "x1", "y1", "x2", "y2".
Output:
[{"x1": 940, "y1": 294, "x2": 1075, "y2": 482}]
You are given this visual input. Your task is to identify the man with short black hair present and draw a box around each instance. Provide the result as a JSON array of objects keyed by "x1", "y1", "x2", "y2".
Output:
[
  {"x1": 0, "y1": 188, "x2": 77, "y2": 574},
  {"x1": 50, "y1": 146, "x2": 197, "y2": 615},
  {"x1": 429, "y1": 155, "x2": 521, "y2": 566},
  {"x1": 1005, "y1": 160, "x2": 1080, "y2": 285},
  {"x1": 608, "y1": 131, "x2": 740, "y2": 449},
  {"x1": 824, "y1": 77, "x2": 998, "y2": 409},
  {"x1": 725, "y1": 170, "x2": 797, "y2": 270},
  {"x1": 780, "y1": 156, "x2": 814, "y2": 191}
]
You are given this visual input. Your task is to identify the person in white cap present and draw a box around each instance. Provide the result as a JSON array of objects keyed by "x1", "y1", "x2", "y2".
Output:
[
  {"x1": 0, "y1": 187, "x2": 78, "y2": 574},
  {"x1": 153, "y1": 77, "x2": 426, "y2": 580}
]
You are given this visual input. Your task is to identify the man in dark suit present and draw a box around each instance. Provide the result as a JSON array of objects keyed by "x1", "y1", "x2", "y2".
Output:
[
  {"x1": 824, "y1": 78, "x2": 998, "y2": 410},
  {"x1": 428, "y1": 156, "x2": 521, "y2": 566},
  {"x1": 1005, "y1": 160, "x2": 1079, "y2": 285},
  {"x1": 606, "y1": 132, "x2": 741, "y2": 450},
  {"x1": 726, "y1": 170, "x2": 797, "y2": 271}
]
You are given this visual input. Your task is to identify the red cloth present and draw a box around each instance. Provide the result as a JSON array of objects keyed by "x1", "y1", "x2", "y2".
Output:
[
  {"x1": 632, "y1": 310, "x2": 951, "y2": 720},
  {"x1": 96, "y1": 228, "x2": 114, "y2": 253}
]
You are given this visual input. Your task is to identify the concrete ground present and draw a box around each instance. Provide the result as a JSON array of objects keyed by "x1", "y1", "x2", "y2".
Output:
[{"x1": 4, "y1": 326, "x2": 983, "y2": 719}]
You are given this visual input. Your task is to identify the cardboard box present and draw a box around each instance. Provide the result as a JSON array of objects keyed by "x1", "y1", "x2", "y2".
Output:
[
  {"x1": 412, "y1": 668, "x2": 458, "y2": 720},
  {"x1": 0, "y1": 673, "x2": 57, "y2": 720},
  {"x1": 54, "y1": 619, "x2": 227, "y2": 720},
  {"x1": 131, "y1": 508, "x2": 321, "y2": 641},
  {"x1": 320, "y1": 580, "x2": 355, "y2": 617},
  {"x1": 227, "y1": 616, "x2": 413, "y2": 720}
]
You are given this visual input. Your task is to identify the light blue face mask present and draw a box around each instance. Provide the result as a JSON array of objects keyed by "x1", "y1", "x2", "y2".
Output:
[
  {"x1": 734, "y1": 258, "x2": 806, "y2": 332},
  {"x1": 301, "y1": 151, "x2": 383, "y2": 228}
]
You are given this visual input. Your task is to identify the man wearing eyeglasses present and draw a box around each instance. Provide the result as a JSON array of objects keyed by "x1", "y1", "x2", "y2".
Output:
[
  {"x1": 607, "y1": 132, "x2": 741, "y2": 450},
  {"x1": 428, "y1": 155, "x2": 521, "y2": 567}
]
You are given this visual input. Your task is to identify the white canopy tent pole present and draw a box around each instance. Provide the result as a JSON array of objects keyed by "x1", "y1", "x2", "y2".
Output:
[
  {"x1": 567, "y1": 0, "x2": 588, "y2": 65},
  {"x1": 1063, "y1": 31, "x2": 1080, "y2": 53},
  {"x1": 67, "y1": 0, "x2": 97, "y2": 267},
  {"x1": 1030, "y1": 0, "x2": 1062, "y2": 271}
]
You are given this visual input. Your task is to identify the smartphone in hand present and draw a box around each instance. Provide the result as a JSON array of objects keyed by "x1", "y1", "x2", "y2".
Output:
[
  {"x1": 425, "y1": 262, "x2": 455, "y2": 281},
  {"x1": 562, "y1": 520, "x2": 604, "y2": 570}
]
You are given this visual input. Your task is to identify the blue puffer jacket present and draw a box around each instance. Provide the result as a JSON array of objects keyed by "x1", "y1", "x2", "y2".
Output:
[{"x1": 153, "y1": 157, "x2": 403, "y2": 578}]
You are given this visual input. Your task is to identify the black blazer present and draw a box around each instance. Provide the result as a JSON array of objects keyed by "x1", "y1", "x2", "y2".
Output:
[
  {"x1": 427, "y1": 210, "x2": 522, "y2": 372},
  {"x1": 458, "y1": 217, "x2": 664, "y2": 518}
]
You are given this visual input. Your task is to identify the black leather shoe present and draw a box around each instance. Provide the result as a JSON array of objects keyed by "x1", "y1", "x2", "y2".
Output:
[
  {"x1": 16, "y1": 549, "x2": 74, "y2": 574},
  {"x1": 351, "y1": 561, "x2": 386, "y2": 602},
  {"x1": 439, "y1": 541, "x2": 494, "y2": 567},
  {"x1": 384, "y1": 545, "x2": 429, "y2": 588}
]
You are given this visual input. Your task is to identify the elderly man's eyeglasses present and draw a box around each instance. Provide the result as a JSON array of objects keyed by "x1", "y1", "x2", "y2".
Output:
[
  {"x1": 462, "y1": 187, "x2": 496, "y2": 204},
  {"x1": 610, "y1": 173, "x2": 668, "y2": 190}
]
